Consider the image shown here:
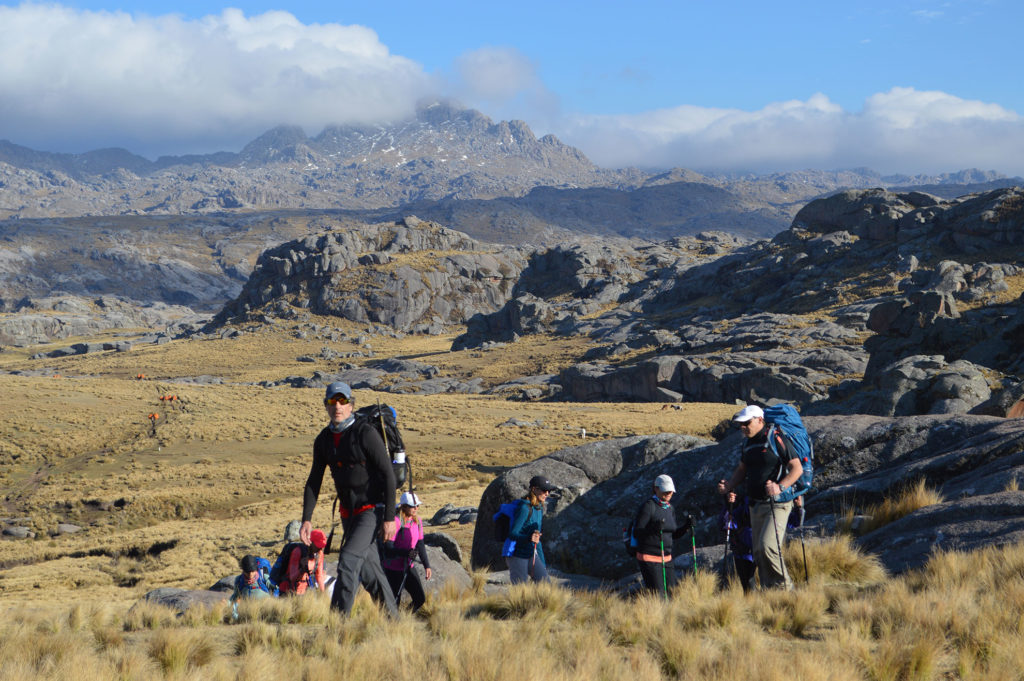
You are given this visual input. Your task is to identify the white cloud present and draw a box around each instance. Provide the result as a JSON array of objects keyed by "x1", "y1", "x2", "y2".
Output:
[
  {"x1": 0, "y1": 4, "x2": 434, "y2": 156},
  {"x1": 555, "y1": 88, "x2": 1024, "y2": 176},
  {"x1": 450, "y1": 46, "x2": 561, "y2": 129}
]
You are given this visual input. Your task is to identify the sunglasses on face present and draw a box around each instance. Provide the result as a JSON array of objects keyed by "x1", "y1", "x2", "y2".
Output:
[{"x1": 325, "y1": 396, "x2": 350, "y2": 406}]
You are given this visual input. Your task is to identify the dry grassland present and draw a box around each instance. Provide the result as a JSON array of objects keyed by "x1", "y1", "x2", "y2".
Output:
[
  {"x1": 4, "y1": 539, "x2": 1024, "y2": 681},
  {"x1": 0, "y1": 322, "x2": 736, "y2": 609}
]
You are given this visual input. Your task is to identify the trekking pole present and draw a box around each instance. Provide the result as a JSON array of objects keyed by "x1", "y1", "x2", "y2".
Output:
[
  {"x1": 691, "y1": 530, "x2": 697, "y2": 576},
  {"x1": 660, "y1": 532, "x2": 668, "y2": 599},
  {"x1": 722, "y1": 501, "x2": 733, "y2": 583},
  {"x1": 397, "y1": 562, "x2": 410, "y2": 606},
  {"x1": 799, "y1": 504, "x2": 809, "y2": 583},
  {"x1": 531, "y1": 541, "x2": 538, "y2": 580},
  {"x1": 768, "y1": 496, "x2": 785, "y2": 585}
]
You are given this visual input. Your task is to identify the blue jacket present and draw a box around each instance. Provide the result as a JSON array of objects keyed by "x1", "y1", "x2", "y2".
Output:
[{"x1": 509, "y1": 499, "x2": 546, "y2": 563}]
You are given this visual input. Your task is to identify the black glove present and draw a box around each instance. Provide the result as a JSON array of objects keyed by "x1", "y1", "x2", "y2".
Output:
[{"x1": 681, "y1": 513, "x2": 695, "y2": 534}]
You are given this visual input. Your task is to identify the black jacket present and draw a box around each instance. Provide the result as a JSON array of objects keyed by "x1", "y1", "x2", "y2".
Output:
[
  {"x1": 740, "y1": 428, "x2": 794, "y2": 501},
  {"x1": 302, "y1": 421, "x2": 396, "y2": 521},
  {"x1": 632, "y1": 497, "x2": 692, "y2": 557}
]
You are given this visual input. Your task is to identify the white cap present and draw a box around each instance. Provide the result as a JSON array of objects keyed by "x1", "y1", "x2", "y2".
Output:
[
  {"x1": 399, "y1": 491, "x2": 421, "y2": 507},
  {"x1": 654, "y1": 474, "x2": 676, "y2": 493},
  {"x1": 733, "y1": 405, "x2": 764, "y2": 423}
]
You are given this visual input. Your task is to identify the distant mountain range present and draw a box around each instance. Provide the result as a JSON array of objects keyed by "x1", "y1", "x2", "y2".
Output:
[{"x1": 0, "y1": 101, "x2": 1020, "y2": 242}]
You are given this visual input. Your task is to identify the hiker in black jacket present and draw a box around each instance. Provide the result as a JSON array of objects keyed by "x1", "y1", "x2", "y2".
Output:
[
  {"x1": 717, "y1": 405, "x2": 802, "y2": 590},
  {"x1": 300, "y1": 381, "x2": 398, "y2": 616},
  {"x1": 632, "y1": 474, "x2": 694, "y2": 596}
]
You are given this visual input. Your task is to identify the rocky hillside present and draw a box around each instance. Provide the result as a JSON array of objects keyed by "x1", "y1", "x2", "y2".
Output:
[
  {"x1": 449, "y1": 186, "x2": 1024, "y2": 417},
  {"x1": 179, "y1": 185, "x2": 1023, "y2": 420}
]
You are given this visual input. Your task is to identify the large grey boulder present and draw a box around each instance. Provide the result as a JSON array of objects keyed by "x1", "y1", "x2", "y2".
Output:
[
  {"x1": 470, "y1": 432, "x2": 717, "y2": 575},
  {"x1": 140, "y1": 588, "x2": 227, "y2": 613},
  {"x1": 857, "y1": 492, "x2": 1024, "y2": 573},
  {"x1": 472, "y1": 414, "x2": 1024, "y2": 578}
]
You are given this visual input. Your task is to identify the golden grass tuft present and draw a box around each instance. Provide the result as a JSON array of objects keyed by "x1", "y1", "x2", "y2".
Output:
[
  {"x1": 787, "y1": 534, "x2": 888, "y2": 585},
  {"x1": 148, "y1": 627, "x2": 216, "y2": 674},
  {"x1": 839, "y1": 479, "x2": 944, "y2": 536}
]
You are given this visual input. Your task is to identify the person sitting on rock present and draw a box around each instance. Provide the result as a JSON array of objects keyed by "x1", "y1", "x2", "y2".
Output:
[{"x1": 231, "y1": 554, "x2": 275, "y2": 602}]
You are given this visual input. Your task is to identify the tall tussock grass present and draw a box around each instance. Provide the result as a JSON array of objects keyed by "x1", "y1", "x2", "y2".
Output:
[
  {"x1": 839, "y1": 479, "x2": 944, "y2": 536},
  {"x1": 5, "y1": 540, "x2": 1024, "y2": 680}
]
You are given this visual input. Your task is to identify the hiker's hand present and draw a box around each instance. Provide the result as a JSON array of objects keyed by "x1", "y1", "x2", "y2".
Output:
[
  {"x1": 299, "y1": 520, "x2": 312, "y2": 545},
  {"x1": 681, "y1": 514, "x2": 694, "y2": 533},
  {"x1": 425, "y1": 567, "x2": 432, "y2": 580},
  {"x1": 382, "y1": 520, "x2": 397, "y2": 541},
  {"x1": 531, "y1": 531, "x2": 541, "y2": 543},
  {"x1": 717, "y1": 479, "x2": 729, "y2": 495},
  {"x1": 726, "y1": 492, "x2": 737, "y2": 504},
  {"x1": 765, "y1": 481, "x2": 780, "y2": 497}
]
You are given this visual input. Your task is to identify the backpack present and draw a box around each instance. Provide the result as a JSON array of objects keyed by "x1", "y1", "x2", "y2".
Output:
[
  {"x1": 763, "y1": 404, "x2": 814, "y2": 503},
  {"x1": 354, "y1": 403, "x2": 410, "y2": 491},
  {"x1": 493, "y1": 499, "x2": 525, "y2": 557},
  {"x1": 621, "y1": 520, "x2": 638, "y2": 558},
  {"x1": 269, "y1": 542, "x2": 306, "y2": 586}
]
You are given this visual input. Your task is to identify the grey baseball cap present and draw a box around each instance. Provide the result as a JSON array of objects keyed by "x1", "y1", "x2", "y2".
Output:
[{"x1": 324, "y1": 381, "x2": 352, "y2": 400}]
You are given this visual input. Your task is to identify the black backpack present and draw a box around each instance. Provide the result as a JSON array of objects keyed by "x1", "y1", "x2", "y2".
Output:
[
  {"x1": 269, "y1": 542, "x2": 306, "y2": 586},
  {"x1": 354, "y1": 403, "x2": 411, "y2": 491}
]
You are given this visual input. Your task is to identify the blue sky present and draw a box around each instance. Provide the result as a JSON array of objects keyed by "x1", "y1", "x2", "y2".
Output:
[{"x1": 1, "y1": 0, "x2": 1021, "y2": 175}]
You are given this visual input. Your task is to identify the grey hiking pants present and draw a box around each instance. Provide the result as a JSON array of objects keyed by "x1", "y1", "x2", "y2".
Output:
[
  {"x1": 750, "y1": 499, "x2": 793, "y2": 590},
  {"x1": 331, "y1": 507, "x2": 398, "y2": 617}
]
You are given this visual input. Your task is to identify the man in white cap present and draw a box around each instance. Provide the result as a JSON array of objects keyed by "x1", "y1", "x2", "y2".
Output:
[
  {"x1": 628, "y1": 474, "x2": 694, "y2": 596},
  {"x1": 300, "y1": 381, "x2": 398, "y2": 616},
  {"x1": 716, "y1": 405, "x2": 802, "y2": 589}
]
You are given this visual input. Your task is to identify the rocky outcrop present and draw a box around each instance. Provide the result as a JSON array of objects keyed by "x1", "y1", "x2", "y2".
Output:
[
  {"x1": 208, "y1": 218, "x2": 527, "y2": 333},
  {"x1": 472, "y1": 414, "x2": 1024, "y2": 579}
]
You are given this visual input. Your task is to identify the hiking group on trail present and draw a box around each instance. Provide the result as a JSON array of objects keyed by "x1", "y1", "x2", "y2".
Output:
[{"x1": 233, "y1": 384, "x2": 815, "y2": 614}]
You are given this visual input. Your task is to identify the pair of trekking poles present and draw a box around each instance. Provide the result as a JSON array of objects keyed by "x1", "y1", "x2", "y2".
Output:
[{"x1": 655, "y1": 518, "x2": 697, "y2": 599}]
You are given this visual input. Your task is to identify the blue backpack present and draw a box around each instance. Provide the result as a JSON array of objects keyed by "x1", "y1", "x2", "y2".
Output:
[
  {"x1": 493, "y1": 499, "x2": 525, "y2": 557},
  {"x1": 763, "y1": 404, "x2": 814, "y2": 503}
]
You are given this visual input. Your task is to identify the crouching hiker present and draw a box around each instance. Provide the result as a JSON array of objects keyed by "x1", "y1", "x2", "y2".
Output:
[
  {"x1": 508, "y1": 475, "x2": 558, "y2": 584},
  {"x1": 300, "y1": 382, "x2": 398, "y2": 617},
  {"x1": 231, "y1": 554, "x2": 275, "y2": 603},
  {"x1": 278, "y1": 529, "x2": 328, "y2": 595},
  {"x1": 717, "y1": 405, "x2": 802, "y2": 590},
  {"x1": 382, "y1": 491, "x2": 432, "y2": 611},
  {"x1": 630, "y1": 474, "x2": 694, "y2": 597}
]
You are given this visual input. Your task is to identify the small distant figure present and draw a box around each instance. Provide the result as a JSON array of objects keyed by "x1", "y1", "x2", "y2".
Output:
[
  {"x1": 382, "y1": 491, "x2": 432, "y2": 612},
  {"x1": 580, "y1": 427, "x2": 586, "y2": 440},
  {"x1": 231, "y1": 555, "x2": 275, "y2": 603}
]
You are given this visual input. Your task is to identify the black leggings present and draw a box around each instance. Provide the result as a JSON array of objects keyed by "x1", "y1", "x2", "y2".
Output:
[
  {"x1": 385, "y1": 566, "x2": 426, "y2": 611},
  {"x1": 638, "y1": 560, "x2": 677, "y2": 596}
]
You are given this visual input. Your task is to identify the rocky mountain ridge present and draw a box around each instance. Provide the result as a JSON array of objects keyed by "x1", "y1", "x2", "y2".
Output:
[{"x1": 2, "y1": 102, "x2": 1019, "y2": 242}]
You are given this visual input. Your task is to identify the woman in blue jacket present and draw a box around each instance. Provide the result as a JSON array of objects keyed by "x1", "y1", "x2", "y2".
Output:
[{"x1": 507, "y1": 475, "x2": 558, "y2": 584}]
